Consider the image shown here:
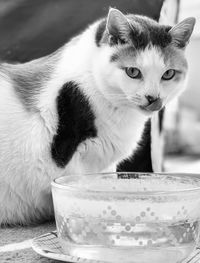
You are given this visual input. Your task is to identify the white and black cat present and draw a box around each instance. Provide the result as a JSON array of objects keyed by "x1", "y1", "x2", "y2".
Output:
[{"x1": 0, "y1": 8, "x2": 195, "y2": 225}]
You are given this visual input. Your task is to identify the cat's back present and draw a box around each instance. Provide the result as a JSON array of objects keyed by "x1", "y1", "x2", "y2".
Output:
[{"x1": 0, "y1": 55, "x2": 62, "y2": 171}]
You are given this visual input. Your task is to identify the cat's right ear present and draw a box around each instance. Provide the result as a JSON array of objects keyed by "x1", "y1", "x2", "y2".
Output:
[{"x1": 106, "y1": 8, "x2": 131, "y2": 45}]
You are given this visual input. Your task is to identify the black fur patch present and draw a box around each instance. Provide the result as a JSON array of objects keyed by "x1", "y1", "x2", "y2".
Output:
[
  {"x1": 51, "y1": 81, "x2": 97, "y2": 168},
  {"x1": 117, "y1": 119, "x2": 153, "y2": 172},
  {"x1": 159, "y1": 108, "x2": 165, "y2": 133}
]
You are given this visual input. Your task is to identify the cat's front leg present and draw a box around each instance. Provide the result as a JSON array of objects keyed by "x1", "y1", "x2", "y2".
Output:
[{"x1": 77, "y1": 137, "x2": 118, "y2": 173}]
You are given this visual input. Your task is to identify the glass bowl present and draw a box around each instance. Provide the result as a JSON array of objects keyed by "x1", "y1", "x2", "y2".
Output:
[{"x1": 51, "y1": 172, "x2": 200, "y2": 263}]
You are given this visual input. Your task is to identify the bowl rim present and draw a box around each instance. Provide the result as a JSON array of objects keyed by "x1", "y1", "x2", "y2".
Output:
[{"x1": 51, "y1": 172, "x2": 200, "y2": 196}]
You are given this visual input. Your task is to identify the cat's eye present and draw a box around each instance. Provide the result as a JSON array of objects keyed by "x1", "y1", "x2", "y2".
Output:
[
  {"x1": 125, "y1": 67, "x2": 142, "y2": 79},
  {"x1": 162, "y1": 69, "x2": 176, "y2": 80}
]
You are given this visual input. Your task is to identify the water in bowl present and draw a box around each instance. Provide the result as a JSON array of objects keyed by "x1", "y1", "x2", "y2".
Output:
[{"x1": 57, "y1": 213, "x2": 199, "y2": 263}]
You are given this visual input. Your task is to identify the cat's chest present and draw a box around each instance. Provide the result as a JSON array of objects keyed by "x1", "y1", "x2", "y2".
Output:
[
  {"x1": 67, "y1": 107, "x2": 148, "y2": 174},
  {"x1": 95, "y1": 108, "x2": 148, "y2": 158},
  {"x1": 116, "y1": 124, "x2": 144, "y2": 151}
]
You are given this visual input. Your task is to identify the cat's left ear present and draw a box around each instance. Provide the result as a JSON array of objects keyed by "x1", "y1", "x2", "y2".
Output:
[
  {"x1": 106, "y1": 8, "x2": 131, "y2": 45},
  {"x1": 169, "y1": 17, "x2": 196, "y2": 48}
]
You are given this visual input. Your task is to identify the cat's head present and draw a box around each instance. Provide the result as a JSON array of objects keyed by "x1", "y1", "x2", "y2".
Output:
[{"x1": 93, "y1": 8, "x2": 195, "y2": 114}]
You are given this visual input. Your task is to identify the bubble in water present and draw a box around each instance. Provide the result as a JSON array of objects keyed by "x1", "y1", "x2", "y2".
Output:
[
  {"x1": 125, "y1": 225, "x2": 131, "y2": 231},
  {"x1": 141, "y1": 211, "x2": 146, "y2": 217},
  {"x1": 111, "y1": 210, "x2": 117, "y2": 216}
]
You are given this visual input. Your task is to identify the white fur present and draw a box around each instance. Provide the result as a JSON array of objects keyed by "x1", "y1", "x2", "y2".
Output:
[{"x1": 0, "y1": 20, "x2": 186, "y2": 225}]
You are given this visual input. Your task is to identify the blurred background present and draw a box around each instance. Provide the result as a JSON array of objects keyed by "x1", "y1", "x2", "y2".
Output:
[
  {"x1": 163, "y1": 0, "x2": 200, "y2": 172},
  {"x1": 0, "y1": 0, "x2": 199, "y2": 173}
]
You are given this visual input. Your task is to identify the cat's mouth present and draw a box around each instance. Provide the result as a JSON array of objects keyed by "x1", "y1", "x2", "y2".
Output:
[{"x1": 139, "y1": 98, "x2": 163, "y2": 113}]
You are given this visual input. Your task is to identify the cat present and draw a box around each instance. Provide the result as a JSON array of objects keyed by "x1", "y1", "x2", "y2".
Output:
[{"x1": 0, "y1": 8, "x2": 195, "y2": 225}]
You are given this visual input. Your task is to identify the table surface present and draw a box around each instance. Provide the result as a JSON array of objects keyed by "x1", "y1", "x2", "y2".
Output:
[{"x1": 0, "y1": 222, "x2": 57, "y2": 262}]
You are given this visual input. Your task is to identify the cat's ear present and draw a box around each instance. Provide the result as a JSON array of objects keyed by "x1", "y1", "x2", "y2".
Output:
[
  {"x1": 106, "y1": 8, "x2": 131, "y2": 45},
  {"x1": 169, "y1": 17, "x2": 196, "y2": 48}
]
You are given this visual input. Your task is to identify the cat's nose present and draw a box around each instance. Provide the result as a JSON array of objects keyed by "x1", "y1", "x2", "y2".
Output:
[{"x1": 145, "y1": 95, "x2": 157, "y2": 104}]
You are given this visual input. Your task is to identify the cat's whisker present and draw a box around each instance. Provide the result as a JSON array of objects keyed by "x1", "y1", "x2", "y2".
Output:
[
  {"x1": 112, "y1": 99, "x2": 139, "y2": 105},
  {"x1": 104, "y1": 93, "x2": 139, "y2": 101},
  {"x1": 105, "y1": 96, "x2": 139, "y2": 104},
  {"x1": 91, "y1": 93, "x2": 139, "y2": 104},
  {"x1": 95, "y1": 92, "x2": 142, "y2": 106}
]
